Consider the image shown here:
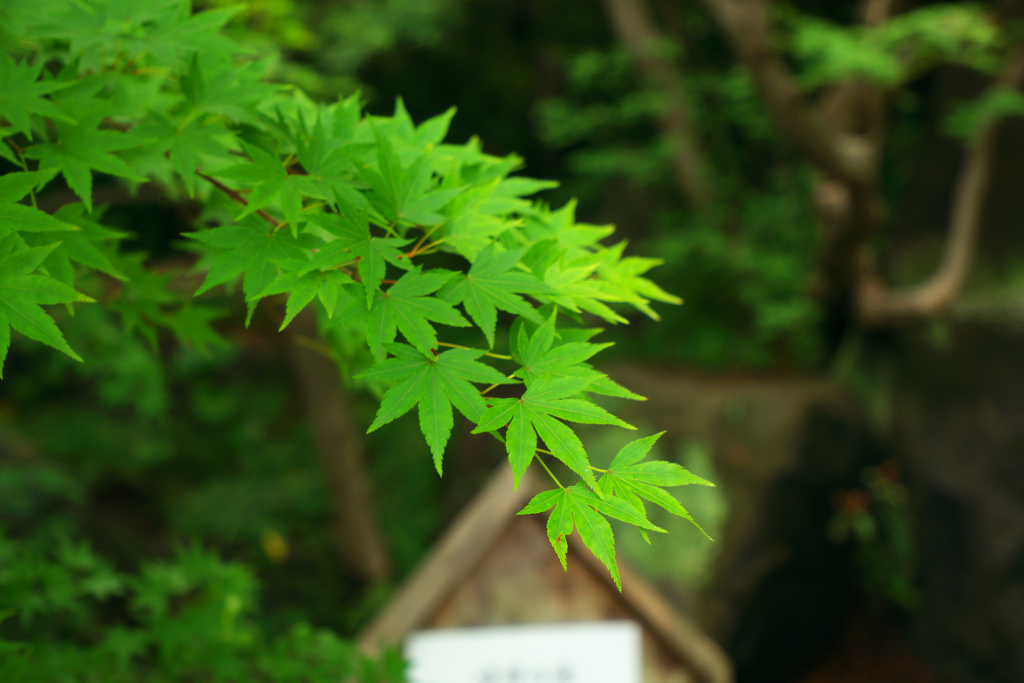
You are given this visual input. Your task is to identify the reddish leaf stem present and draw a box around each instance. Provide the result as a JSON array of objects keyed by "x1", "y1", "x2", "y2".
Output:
[{"x1": 196, "y1": 170, "x2": 280, "y2": 228}]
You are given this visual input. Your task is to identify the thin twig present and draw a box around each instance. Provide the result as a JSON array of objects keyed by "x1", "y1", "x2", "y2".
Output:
[
  {"x1": 402, "y1": 228, "x2": 444, "y2": 259},
  {"x1": 4, "y1": 137, "x2": 25, "y2": 157},
  {"x1": 535, "y1": 452, "x2": 565, "y2": 489},
  {"x1": 5, "y1": 137, "x2": 37, "y2": 208},
  {"x1": 437, "y1": 341, "x2": 512, "y2": 359},
  {"x1": 290, "y1": 333, "x2": 339, "y2": 362},
  {"x1": 261, "y1": 299, "x2": 339, "y2": 362},
  {"x1": 479, "y1": 373, "x2": 518, "y2": 396},
  {"x1": 196, "y1": 170, "x2": 280, "y2": 228}
]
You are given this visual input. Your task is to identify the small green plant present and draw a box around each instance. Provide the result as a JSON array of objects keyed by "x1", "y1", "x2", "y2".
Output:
[{"x1": 829, "y1": 461, "x2": 920, "y2": 610}]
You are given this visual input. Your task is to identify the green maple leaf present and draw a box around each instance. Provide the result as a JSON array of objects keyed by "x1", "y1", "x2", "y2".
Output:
[
  {"x1": 364, "y1": 266, "x2": 470, "y2": 360},
  {"x1": 441, "y1": 178, "x2": 522, "y2": 260},
  {"x1": 26, "y1": 84, "x2": 147, "y2": 212},
  {"x1": 105, "y1": 254, "x2": 177, "y2": 350},
  {"x1": 255, "y1": 262, "x2": 354, "y2": 330},
  {"x1": 44, "y1": 204, "x2": 129, "y2": 280},
  {"x1": 185, "y1": 219, "x2": 311, "y2": 320},
  {"x1": 44, "y1": 0, "x2": 238, "y2": 70},
  {"x1": 0, "y1": 171, "x2": 85, "y2": 287},
  {"x1": 357, "y1": 343, "x2": 516, "y2": 473},
  {"x1": 135, "y1": 111, "x2": 231, "y2": 197},
  {"x1": 542, "y1": 256, "x2": 629, "y2": 325},
  {"x1": 0, "y1": 235, "x2": 94, "y2": 374},
  {"x1": 0, "y1": 168, "x2": 57, "y2": 204},
  {"x1": 138, "y1": 7, "x2": 241, "y2": 68},
  {"x1": 472, "y1": 375, "x2": 635, "y2": 491},
  {"x1": 360, "y1": 128, "x2": 463, "y2": 227},
  {"x1": 164, "y1": 304, "x2": 227, "y2": 352},
  {"x1": 214, "y1": 142, "x2": 313, "y2": 232},
  {"x1": 439, "y1": 244, "x2": 547, "y2": 347},
  {"x1": 0, "y1": 203, "x2": 79, "y2": 237},
  {"x1": 0, "y1": 169, "x2": 81, "y2": 239},
  {"x1": 0, "y1": 54, "x2": 75, "y2": 138},
  {"x1": 413, "y1": 105, "x2": 457, "y2": 148},
  {"x1": 304, "y1": 208, "x2": 411, "y2": 308},
  {"x1": 173, "y1": 52, "x2": 277, "y2": 123},
  {"x1": 595, "y1": 242, "x2": 682, "y2": 320},
  {"x1": 518, "y1": 484, "x2": 664, "y2": 589},
  {"x1": 512, "y1": 313, "x2": 644, "y2": 400},
  {"x1": 294, "y1": 113, "x2": 359, "y2": 204},
  {"x1": 598, "y1": 432, "x2": 715, "y2": 538}
]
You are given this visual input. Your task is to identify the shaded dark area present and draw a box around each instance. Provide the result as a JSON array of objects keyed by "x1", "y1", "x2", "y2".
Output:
[{"x1": 892, "y1": 322, "x2": 1024, "y2": 683}]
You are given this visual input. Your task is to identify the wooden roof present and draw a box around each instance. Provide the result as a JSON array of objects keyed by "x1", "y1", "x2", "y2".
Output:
[{"x1": 358, "y1": 464, "x2": 733, "y2": 683}]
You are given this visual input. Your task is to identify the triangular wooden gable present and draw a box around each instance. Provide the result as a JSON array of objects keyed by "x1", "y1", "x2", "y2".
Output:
[{"x1": 358, "y1": 464, "x2": 733, "y2": 683}]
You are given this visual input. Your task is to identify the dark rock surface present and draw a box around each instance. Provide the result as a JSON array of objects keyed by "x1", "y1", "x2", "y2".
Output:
[
  {"x1": 607, "y1": 365, "x2": 878, "y2": 682},
  {"x1": 893, "y1": 323, "x2": 1024, "y2": 683}
]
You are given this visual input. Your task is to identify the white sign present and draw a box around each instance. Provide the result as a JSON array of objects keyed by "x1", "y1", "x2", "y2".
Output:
[{"x1": 405, "y1": 621, "x2": 642, "y2": 683}]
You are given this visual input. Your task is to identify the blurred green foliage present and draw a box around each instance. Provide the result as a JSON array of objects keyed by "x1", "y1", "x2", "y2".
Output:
[
  {"x1": 788, "y1": 4, "x2": 1002, "y2": 88},
  {"x1": 1, "y1": 330, "x2": 439, "y2": 630},
  {"x1": 537, "y1": 43, "x2": 822, "y2": 367},
  {"x1": 0, "y1": 533, "x2": 405, "y2": 682},
  {"x1": 198, "y1": 0, "x2": 463, "y2": 98}
]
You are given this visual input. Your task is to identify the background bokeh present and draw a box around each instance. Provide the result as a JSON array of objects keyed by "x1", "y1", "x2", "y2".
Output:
[{"x1": 5, "y1": 1, "x2": 1024, "y2": 682}]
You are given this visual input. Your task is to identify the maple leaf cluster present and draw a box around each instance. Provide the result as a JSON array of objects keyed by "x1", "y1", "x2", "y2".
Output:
[{"x1": 0, "y1": 0, "x2": 707, "y2": 586}]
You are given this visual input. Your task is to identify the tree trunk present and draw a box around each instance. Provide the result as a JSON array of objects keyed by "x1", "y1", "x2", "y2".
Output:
[{"x1": 286, "y1": 306, "x2": 393, "y2": 583}]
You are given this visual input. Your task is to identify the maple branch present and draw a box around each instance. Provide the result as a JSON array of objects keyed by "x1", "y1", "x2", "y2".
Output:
[
  {"x1": 600, "y1": 0, "x2": 716, "y2": 209},
  {"x1": 857, "y1": 46, "x2": 1024, "y2": 325},
  {"x1": 196, "y1": 170, "x2": 280, "y2": 228},
  {"x1": 696, "y1": 0, "x2": 875, "y2": 185}
]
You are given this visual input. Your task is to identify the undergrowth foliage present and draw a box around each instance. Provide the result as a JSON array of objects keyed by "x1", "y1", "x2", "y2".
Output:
[
  {"x1": 0, "y1": 0, "x2": 712, "y2": 661},
  {"x1": 0, "y1": 531, "x2": 405, "y2": 682}
]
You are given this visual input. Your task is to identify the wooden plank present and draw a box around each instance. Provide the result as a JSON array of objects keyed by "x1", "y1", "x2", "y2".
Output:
[
  {"x1": 567, "y1": 534, "x2": 734, "y2": 683},
  {"x1": 358, "y1": 463, "x2": 537, "y2": 652}
]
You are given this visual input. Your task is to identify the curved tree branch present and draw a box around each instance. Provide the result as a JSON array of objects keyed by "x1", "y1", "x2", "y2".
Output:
[
  {"x1": 696, "y1": 0, "x2": 876, "y2": 185},
  {"x1": 810, "y1": 0, "x2": 895, "y2": 328},
  {"x1": 601, "y1": 0, "x2": 716, "y2": 210},
  {"x1": 700, "y1": 0, "x2": 1023, "y2": 329},
  {"x1": 857, "y1": 47, "x2": 1024, "y2": 325}
]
